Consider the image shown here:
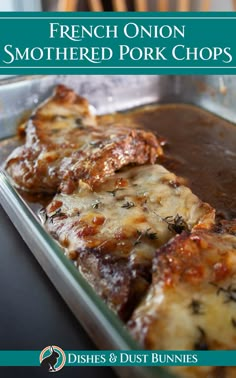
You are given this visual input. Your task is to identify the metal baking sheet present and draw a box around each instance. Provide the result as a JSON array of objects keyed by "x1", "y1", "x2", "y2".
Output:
[
  {"x1": 0, "y1": 74, "x2": 235, "y2": 378},
  {"x1": 1, "y1": 74, "x2": 236, "y2": 140}
]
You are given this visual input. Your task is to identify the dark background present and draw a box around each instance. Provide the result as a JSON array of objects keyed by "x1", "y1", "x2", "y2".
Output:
[{"x1": 0, "y1": 205, "x2": 116, "y2": 378}]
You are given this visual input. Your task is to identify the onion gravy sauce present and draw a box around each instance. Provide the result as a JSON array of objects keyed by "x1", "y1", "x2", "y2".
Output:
[{"x1": 99, "y1": 104, "x2": 236, "y2": 220}]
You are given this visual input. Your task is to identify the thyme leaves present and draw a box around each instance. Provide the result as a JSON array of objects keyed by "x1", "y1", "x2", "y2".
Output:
[
  {"x1": 75, "y1": 117, "x2": 85, "y2": 129},
  {"x1": 106, "y1": 188, "x2": 125, "y2": 197},
  {"x1": 163, "y1": 214, "x2": 189, "y2": 234},
  {"x1": 188, "y1": 299, "x2": 204, "y2": 315},
  {"x1": 231, "y1": 318, "x2": 236, "y2": 328},
  {"x1": 92, "y1": 200, "x2": 101, "y2": 209},
  {"x1": 134, "y1": 230, "x2": 143, "y2": 246},
  {"x1": 121, "y1": 201, "x2": 135, "y2": 209},
  {"x1": 48, "y1": 208, "x2": 66, "y2": 223},
  {"x1": 194, "y1": 326, "x2": 209, "y2": 350},
  {"x1": 146, "y1": 229, "x2": 158, "y2": 240},
  {"x1": 133, "y1": 228, "x2": 158, "y2": 246},
  {"x1": 211, "y1": 283, "x2": 236, "y2": 304}
]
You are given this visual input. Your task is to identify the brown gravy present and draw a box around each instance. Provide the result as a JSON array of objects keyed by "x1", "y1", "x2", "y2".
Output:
[{"x1": 99, "y1": 104, "x2": 236, "y2": 220}]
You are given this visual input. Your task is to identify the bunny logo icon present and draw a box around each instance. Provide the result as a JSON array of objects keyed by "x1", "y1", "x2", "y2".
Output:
[{"x1": 40, "y1": 345, "x2": 66, "y2": 372}]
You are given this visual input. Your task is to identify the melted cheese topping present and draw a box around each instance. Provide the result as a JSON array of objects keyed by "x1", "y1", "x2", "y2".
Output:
[
  {"x1": 45, "y1": 164, "x2": 214, "y2": 266},
  {"x1": 128, "y1": 229, "x2": 236, "y2": 378}
]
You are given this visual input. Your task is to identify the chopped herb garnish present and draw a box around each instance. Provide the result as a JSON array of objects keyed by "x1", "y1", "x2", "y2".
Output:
[
  {"x1": 134, "y1": 230, "x2": 143, "y2": 246},
  {"x1": 121, "y1": 201, "x2": 135, "y2": 209},
  {"x1": 133, "y1": 228, "x2": 158, "y2": 246},
  {"x1": 212, "y1": 283, "x2": 236, "y2": 304},
  {"x1": 194, "y1": 326, "x2": 208, "y2": 350},
  {"x1": 189, "y1": 299, "x2": 204, "y2": 315},
  {"x1": 145, "y1": 228, "x2": 158, "y2": 240},
  {"x1": 163, "y1": 214, "x2": 189, "y2": 234},
  {"x1": 75, "y1": 117, "x2": 85, "y2": 129},
  {"x1": 106, "y1": 188, "x2": 125, "y2": 197},
  {"x1": 232, "y1": 318, "x2": 236, "y2": 328},
  {"x1": 107, "y1": 189, "x2": 117, "y2": 197},
  {"x1": 49, "y1": 208, "x2": 62, "y2": 223},
  {"x1": 92, "y1": 200, "x2": 101, "y2": 209}
]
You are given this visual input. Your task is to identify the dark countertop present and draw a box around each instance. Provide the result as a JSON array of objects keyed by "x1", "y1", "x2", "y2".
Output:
[{"x1": 0, "y1": 205, "x2": 116, "y2": 378}]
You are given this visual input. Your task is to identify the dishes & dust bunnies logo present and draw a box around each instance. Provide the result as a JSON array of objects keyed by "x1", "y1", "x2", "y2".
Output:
[{"x1": 40, "y1": 345, "x2": 66, "y2": 372}]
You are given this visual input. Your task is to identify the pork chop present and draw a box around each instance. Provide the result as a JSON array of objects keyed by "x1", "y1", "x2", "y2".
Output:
[
  {"x1": 128, "y1": 223, "x2": 236, "y2": 378},
  {"x1": 44, "y1": 164, "x2": 215, "y2": 320},
  {"x1": 6, "y1": 85, "x2": 162, "y2": 193}
]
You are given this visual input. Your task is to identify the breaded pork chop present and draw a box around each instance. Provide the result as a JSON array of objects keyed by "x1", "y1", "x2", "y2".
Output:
[
  {"x1": 128, "y1": 224, "x2": 236, "y2": 378},
  {"x1": 6, "y1": 85, "x2": 162, "y2": 193},
  {"x1": 44, "y1": 164, "x2": 214, "y2": 320}
]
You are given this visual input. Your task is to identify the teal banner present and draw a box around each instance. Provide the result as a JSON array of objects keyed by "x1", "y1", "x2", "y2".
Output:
[
  {"x1": 0, "y1": 12, "x2": 236, "y2": 74},
  {"x1": 0, "y1": 350, "x2": 236, "y2": 367}
]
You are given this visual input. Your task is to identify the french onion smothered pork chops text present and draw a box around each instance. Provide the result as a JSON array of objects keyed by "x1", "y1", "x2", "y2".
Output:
[
  {"x1": 44, "y1": 164, "x2": 214, "y2": 319},
  {"x1": 6, "y1": 85, "x2": 162, "y2": 194}
]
